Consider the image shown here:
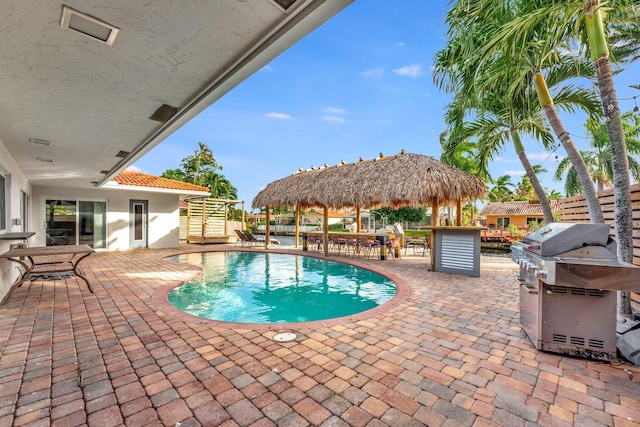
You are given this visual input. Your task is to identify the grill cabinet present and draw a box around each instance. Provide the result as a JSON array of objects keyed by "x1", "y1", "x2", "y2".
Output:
[{"x1": 512, "y1": 222, "x2": 640, "y2": 361}]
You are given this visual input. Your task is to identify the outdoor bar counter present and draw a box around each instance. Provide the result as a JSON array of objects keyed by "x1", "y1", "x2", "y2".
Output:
[
  {"x1": 302, "y1": 231, "x2": 396, "y2": 260},
  {"x1": 424, "y1": 226, "x2": 482, "y2": 277}
]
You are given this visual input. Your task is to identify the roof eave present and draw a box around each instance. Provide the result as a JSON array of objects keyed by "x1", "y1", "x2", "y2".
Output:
[
  {"x1": 102, "y1": 182, "x2": 211, "y2": 197},
  {"x1": 96, "y1": 0, "x2": 354, "y2": 187}
]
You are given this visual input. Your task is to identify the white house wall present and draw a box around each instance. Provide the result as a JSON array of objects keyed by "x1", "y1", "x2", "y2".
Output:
[
  {"x1": 0, "y1": 137, "x2": 32, "y2": 298},
  {"x1": 31, "y1": 186, "x2": 180, "y2": 251}
]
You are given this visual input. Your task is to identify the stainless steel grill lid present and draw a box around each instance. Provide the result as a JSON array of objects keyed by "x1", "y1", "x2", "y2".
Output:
[{"x1": 521, "y1": 222, "x2": 610, "y2": 256}]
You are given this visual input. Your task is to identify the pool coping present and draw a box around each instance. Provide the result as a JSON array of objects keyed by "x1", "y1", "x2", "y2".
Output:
[{"x1": 151, "y1": 247, "x2": 410, "y2": 331}]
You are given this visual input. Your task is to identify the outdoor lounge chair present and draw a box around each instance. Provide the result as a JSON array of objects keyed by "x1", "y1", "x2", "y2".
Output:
[
  {"x1": 245, "y1": 231, "x2": 280, "y2": 246},
  {"x1": 234, "y1": 229, "x2": 251, "y2": 246}
]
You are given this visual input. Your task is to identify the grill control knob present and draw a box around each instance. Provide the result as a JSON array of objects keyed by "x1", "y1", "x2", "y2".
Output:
[{"x1": 535, "y1": 270, "x2": 547, "y2": 280}]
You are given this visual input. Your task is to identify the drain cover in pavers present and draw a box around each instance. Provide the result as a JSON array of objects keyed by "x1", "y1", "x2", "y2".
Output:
[{"x1": 272, "y1": 332, "x2": 297, "y2": 342}]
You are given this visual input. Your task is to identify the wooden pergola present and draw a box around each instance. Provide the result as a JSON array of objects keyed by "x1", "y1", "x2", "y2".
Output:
[{"x1": 252, "y1": 151, "x2": 486, "y2": 256}]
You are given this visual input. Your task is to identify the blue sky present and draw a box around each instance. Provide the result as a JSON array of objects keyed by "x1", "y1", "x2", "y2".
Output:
[{"x1": 132, "y1": 0, "x2": 640, "y2": 209}]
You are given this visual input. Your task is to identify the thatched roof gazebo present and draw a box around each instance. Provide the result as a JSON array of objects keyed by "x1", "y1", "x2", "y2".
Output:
[{"x1": 252, "y1": 151, "x2": 486, "y2": 255}]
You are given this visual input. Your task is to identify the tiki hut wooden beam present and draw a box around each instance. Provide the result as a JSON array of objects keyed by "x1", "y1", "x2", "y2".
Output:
[
  {"x1": 252, "y1": 151, "x2": 486, "y2": 233},
  {"x1": 323, "y1": 206, "x2": 329, "y2": 256}
]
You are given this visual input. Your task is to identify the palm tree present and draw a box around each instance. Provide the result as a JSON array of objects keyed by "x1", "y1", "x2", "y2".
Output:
[
  {"x1": 516, "y1": 164, "x2": 547, "y2": 200},
  {"x1": 554, "y1": 111, "x2": 640, "y2": 195},
  {"x1": 439, "y1": 131, "x2": 488, "y2": 224},
  {"x1": 488, "y1": 175, "x2": 516, "y2": 202},
  {"x1": 467, "y1": 0, "x2": 638, "y2": 315},
  {"x1": 435, "y1": 52, "x2": 557, "y2": 222},
  {"x1": 448, "y1": 0, "x2": 605, "y2": 223},
  {"x1": 439, "y1": 131, "x2": 486, "y2": 179},
  {"x1": 209, "y1": 174, "x2": 238, "y2": 200},
  {"x1": 441, "y1": 0, "x2": 639, "y2": 317},
  {"x1": 182, "y1": 141, "x2": 221, "y2": 187},
  {"x1": 547, "y1": 189, "x2": 563, "y2": 200},
  {"x1": 586, "y1": 0, "x2": 637, "y2": 268},
  {"x1": 585, "y1": 1, "x2": 639, "y2": 318}
]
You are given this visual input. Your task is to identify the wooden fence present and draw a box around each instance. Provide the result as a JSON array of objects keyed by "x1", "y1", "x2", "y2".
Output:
[
  {"x1": 185, "y1": 199, "x2": 243, "y2": 244},
  {"x1": 559, "y1": 183, "x2": 640, "y2": 265}
]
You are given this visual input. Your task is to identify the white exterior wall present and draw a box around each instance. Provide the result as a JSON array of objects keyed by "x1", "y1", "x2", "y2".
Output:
[
  {"x1": 31, "y1": 186, "x2": 180, "y2": 251},
  {"x1": 0, "y1": 137, "x2": 32, "y2": 298}
]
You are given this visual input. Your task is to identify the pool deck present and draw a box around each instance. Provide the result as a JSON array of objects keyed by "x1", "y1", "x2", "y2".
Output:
[{"x1": 1, "y1": 243, "x2": 639, "y2": 426}]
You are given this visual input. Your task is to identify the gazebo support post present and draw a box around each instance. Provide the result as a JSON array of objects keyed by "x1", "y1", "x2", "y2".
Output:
[
  {"x1": 265, "y1": 206, "x2": 271, "y2": 249},
  {"x1": 224, "y1": 203, "x2": 228, "y2": 235},
  {"x1": 323, "y1": 205, "x2": 329, "y2": 257},
  {"x1": 242, "y1": 202, "x2": 245, "y2": 230},
  {"x1": 295, "y1": 206, "x2": 300, "y2": 248},
  {"x1": 432, "y1": 198, "x2": 440, "y2": 227},
  {"x1": 456, "y1": 199, "x2": 462, "y2": 226},
  {"x1": 470, "y1": 200, "x2": 476, "y2": 225},
  {"x1": 356, "y1": 206, "x2": 361, "y2": 233},
  {"x1": 431, "y1": 198, "x2": 439, "y2": 271}
]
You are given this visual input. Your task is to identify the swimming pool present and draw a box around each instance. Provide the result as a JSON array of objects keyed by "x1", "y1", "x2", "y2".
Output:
[{"x1": 166, "y1": 252, "x2": 397, "y2": 324}]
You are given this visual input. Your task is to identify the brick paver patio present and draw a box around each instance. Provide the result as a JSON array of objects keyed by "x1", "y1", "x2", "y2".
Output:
[{"x1": 1, "y1": 243, "x2": 639, "y2": 426}]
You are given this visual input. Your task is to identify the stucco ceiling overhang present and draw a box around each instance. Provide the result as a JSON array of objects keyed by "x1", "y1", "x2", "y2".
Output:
[{"x1": 0, "y1": 0, "x2": 353, "y2": 189}]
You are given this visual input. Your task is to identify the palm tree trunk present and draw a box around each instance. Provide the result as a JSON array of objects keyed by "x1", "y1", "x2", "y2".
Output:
[
  {"x1": 533, "y1": 72, "x2": 604, "y2": 223},
  {"x1": 586, "y1": 0, "x2": 633, "y2": 317},
  {"x1": 595, "y1": 56, "x2": 634, "y2": 318},
  {"x1": 594, "y1": 62, "x2": 633, "y2": 256},
  {"x1": 511, "y1": 130, "x2": 554, "y2": 223}
]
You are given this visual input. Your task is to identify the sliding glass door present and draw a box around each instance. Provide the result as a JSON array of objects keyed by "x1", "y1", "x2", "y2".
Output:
[
  {"x1": 45, "y1": 199, "x2": 106, "y2": 248},
  {"x1": 79, "y1": 201, "x2": 106, "y2": 248}
]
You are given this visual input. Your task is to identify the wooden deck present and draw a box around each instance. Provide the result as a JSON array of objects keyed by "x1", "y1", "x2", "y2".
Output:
[
  {"x1": 186, "y1": 235, "x2": 235, "y2": 244},
  {"x1": 480, "y1": 228, "x2": 514, "y2": 243}
]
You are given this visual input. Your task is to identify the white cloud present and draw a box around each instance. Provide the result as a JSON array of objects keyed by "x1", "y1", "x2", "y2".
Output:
[
  {"x1": 504, "y1": 169, "x2": 526, "y2": 177},
  {"x1": 265, "y1": 112, "x2": 293, "y2": 120},
  {"x1": 260, "y1": 65, "x2": 274, "y2": 72},
  {"x1": 322, "y1": 116, "x2": 348, "y2": 123},
  {"x1": 392, "y1": 64, "x2": 423, "y2": 78},
  {"x1": 396, "y1": 41, "x2": 406, "y2": 47},
  {"x1": 361, "y1": 67, "x2": 384, "y2": 78},
  {"x1": 324, "y1": 107, "x2": 348, "y2": 115},
  {"x1": 126, "y1": 165, "x2": 144, "y2": 172}
]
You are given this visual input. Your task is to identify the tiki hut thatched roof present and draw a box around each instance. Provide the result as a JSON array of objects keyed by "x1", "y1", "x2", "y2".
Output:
[{"x1": 252, "y1": 151, "x2": 486, "y2": 209}]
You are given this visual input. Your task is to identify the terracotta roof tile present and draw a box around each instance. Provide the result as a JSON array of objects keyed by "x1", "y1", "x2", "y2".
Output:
[
  {"x1": 479, "y1": 200, "x2": 559, "y2": 216},
  {"x1": 113, "y1": 171, "x2": 210, "y2": 193}
]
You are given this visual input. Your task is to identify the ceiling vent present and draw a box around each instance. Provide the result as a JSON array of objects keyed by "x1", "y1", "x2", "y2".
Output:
[
  {"x1": 150, "y1": 104, "x2": 179, "y2": 123},
  {"x1": 274, "y1": 0, "x2": 297, "y2": 9},
  {"x1": 115, "y1": 151, "x2": 130, "y2": 158},
  {"x1": 60, "y1": 6, "x2": 120, "y2": 46}
]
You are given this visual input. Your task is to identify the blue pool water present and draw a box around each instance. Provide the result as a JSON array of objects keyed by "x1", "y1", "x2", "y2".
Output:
[{"x1": 166, "y1": 252, "x2": 397, "y2": 324}]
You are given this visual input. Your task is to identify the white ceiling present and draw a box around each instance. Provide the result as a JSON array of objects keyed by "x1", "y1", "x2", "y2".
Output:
[{"x1": 0, "y1": 0, "x2": 353, "y2": 189}]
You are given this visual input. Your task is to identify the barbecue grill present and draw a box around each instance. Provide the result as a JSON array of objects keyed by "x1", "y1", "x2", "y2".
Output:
[{"x1": 511, "y1": 222, "x2": 640, "y2": 361}]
